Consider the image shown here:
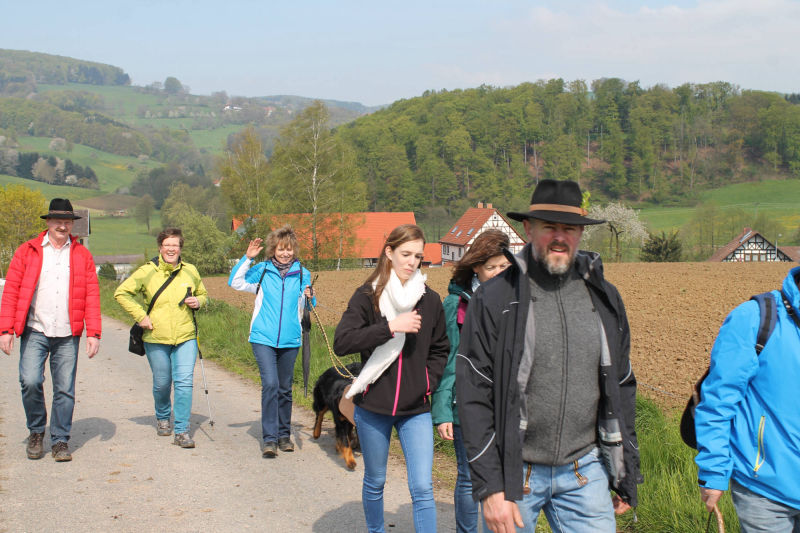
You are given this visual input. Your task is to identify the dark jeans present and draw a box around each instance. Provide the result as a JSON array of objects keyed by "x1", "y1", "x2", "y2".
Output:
[
  {"x1": 19, "y1": 328, "x2": 80, "y2": 444},
  {"x1": 251, "y1": 343, "x2": 299, "y2": 443}
]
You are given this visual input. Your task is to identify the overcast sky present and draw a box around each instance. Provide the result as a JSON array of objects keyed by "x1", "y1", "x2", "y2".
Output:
[{"x1": 3, "y1": 0, "x2": 797, "y2": 106}]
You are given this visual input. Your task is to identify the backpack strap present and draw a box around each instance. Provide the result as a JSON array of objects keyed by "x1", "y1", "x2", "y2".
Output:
[
  {"x1": 780, "y1": 289, "x2": 800, "y2": 330},
  {"x1": 750, "y1": 292, "x2": 778, "y2": 355}
]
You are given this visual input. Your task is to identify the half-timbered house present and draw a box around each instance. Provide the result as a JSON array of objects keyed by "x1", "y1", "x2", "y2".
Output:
[
  {"x1": 439, "y1": 203, "x2": 525, "y2": 264},
  {"x1": 707, "y1": 227, "x2": 794, "y2": 262}
]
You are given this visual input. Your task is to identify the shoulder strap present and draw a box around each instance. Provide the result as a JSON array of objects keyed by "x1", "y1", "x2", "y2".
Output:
[
  {"x1": 146, "y1": 263, "x2": 182, "y2": 314},
  {"x1": 750, "y1": 292, "x2": 778, "y2": 355},
  {"x1": 780, "y1": 289, "x2": 800, "y2": 329},
  {"x1": 255, "y1": 262, "x2": 269, "y2": 295}
]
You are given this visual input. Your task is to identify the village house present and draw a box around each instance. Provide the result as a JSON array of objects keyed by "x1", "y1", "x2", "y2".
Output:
[
  {"x1": 707, "y1": 227, "x2": 798, "y2": 262},
  {"x1": 439, "y1": 202, "x2": 525, "y2": 264}
]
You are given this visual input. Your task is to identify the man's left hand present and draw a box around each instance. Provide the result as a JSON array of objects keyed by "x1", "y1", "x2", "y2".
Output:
[
  {"x1": 612, "y1": 494, "x2": 631, "y2": 515},
  {"x1": 86, "y1": 337, "x2": 100, "y2": 358}
]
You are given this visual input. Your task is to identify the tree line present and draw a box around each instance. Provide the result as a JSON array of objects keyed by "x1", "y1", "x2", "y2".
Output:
[
  {"x1": 0, "y1": 148, "x2": 98, "y2": 188},
  {"x1": 336, "y1": 79, "x2": 800, "y2": 216},
  {"x1": 0, "y1": 49, "x2": 130, "y2": 97}
]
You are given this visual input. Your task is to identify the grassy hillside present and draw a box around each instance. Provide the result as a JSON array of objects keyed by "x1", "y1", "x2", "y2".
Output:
[
  {"x1": 639, "y1": 179, "x2": 800, "y2": 234},
  {"x1": 14, "y1": 136, "x2": 158, "y2": 193}
]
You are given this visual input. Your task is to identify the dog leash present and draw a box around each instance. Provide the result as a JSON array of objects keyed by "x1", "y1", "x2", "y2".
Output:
[{"x1": 307, "y1": 275, "x2": 355, "y2": 381}]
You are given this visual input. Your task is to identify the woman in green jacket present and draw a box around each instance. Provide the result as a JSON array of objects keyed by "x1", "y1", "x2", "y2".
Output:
[
  {"x1": 431, "y1": 229, "x2": 510, "y2": 533},
  {"x1": 115, "y1": 228, "x2": 208, "y2": 448}
]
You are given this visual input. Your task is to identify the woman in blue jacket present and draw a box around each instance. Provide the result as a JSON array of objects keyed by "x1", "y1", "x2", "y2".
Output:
[{"x1": 229, "y1": 225, "x2": 315, "y2": 457}]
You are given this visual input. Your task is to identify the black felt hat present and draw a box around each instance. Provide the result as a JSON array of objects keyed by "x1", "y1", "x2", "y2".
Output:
[
  {"x1": 40, "y1": 198, "x2": 82, "y2": 220},
  {"x1": 507, "y1": 179, "x2": 604, "y2": 225}
]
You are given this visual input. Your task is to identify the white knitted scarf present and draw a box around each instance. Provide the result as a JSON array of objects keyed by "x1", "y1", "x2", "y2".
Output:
[{"x1": 345, "y1": 268, "x2": 427, "y2": 398}]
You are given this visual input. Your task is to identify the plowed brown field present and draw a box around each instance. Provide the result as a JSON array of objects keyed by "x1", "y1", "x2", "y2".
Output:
[{"x1": 204, "y1": 262, "x2": 792, "y2": 409}]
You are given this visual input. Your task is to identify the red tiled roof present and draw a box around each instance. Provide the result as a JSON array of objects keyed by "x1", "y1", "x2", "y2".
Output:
[
  {"x1": 423, "y1": 243, "x2": 442, "y2": 265},
  {"x1": 439, "y1": 207, "x2": 525, "y2": 246},
  {"x1": 232, "y1": 212, "x2": 416, "y2": 260}
]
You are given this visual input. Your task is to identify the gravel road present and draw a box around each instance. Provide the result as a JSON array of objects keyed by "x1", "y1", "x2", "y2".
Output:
[{"x1": 0, "y1": 314, "x2": 456, "y2": 532}]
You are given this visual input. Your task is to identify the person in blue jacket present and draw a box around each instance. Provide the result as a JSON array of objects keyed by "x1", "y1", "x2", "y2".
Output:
[
  {"x1": 229, "y1": 224, "x2": 315, "y2": 458},
  {"x1": 695, "y1": 265, "x2": 800, "y2": 531}
]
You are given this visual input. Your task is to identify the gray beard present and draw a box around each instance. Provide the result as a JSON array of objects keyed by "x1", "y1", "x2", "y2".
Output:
[{"x1": 531, "y1": 245, "x2": 573, "y2": 277}]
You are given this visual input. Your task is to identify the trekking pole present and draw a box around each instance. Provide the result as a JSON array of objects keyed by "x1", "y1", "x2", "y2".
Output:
[{"x1": 184, "y1": 287, "x2": 215, "y2": 428}]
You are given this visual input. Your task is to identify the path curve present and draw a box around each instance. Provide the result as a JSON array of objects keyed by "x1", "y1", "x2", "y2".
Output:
[{"x1": 0, "y1": 315, "x2": 455, "y2": 532}]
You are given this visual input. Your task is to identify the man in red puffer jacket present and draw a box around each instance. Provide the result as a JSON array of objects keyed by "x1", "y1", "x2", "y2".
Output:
[{"x1": 0, "y1": 198, "x2": 101, "y2": 463}]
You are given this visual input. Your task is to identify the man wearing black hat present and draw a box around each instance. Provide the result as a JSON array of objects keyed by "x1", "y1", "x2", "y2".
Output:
[
  {"x1": 0, "y1": 198, "x2": 102, "y2": 462},
  {"x1": 455, "y1": 180, "x2": 641, "y2": 532}
]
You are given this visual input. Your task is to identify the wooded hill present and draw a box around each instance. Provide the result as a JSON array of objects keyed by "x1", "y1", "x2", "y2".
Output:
[
  {"x1": 0, "y1": 49, "x2": 130, "y2": 96},
  {"x1": 336, "y1": 80, "x2": 800, "y2": 216}
]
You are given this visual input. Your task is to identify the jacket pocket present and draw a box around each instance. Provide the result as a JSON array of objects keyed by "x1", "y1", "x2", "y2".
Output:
[{"x1": 753, "y1": 415, "x2": 766, "y2": 476}]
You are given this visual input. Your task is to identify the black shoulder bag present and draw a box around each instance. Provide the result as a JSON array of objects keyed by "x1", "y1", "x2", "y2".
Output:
[{"x1": 128, "y1": 262, "x2": 182, "y2": 356}]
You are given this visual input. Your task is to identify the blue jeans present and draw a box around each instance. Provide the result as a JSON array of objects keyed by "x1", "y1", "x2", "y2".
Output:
[
  {"x1": 453, "y1": 424, "x2": 481, "y2": 533},
  {"x1": 732, "y1": 479, "x2": 800, "y2": 533},
  {"x1": 144, "y1": 340, "x2": 197, "y2": 434},
  {"x1": 354, "y1": 405, "x2": 436, "y2": 533},
  {"x1": 19, "y1": 329, "x2": 80, "y2": 444},
  {"x1": 510, "y1": 448, "x2": 615, "y2": 533},
  {"x1": 251, "y1": 343, "x2": 299, "y2": 443}
]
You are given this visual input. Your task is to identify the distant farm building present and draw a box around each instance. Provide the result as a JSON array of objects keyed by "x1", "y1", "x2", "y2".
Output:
[
  {"x1": 707, "y1": 227, "x2": 796, "y2": 262},
  {"x1": 93, "y1": 254, "x2": 144, "y2": 280},
  {"x1": 439, "y1": 203, "x2": 525, "y2": 264},
  {"x1": 72, "y1": 209, "x2": 91, "y2": 247},
  {"x1": 231, "y1": 212, "x2": 442, "y2": 267}
]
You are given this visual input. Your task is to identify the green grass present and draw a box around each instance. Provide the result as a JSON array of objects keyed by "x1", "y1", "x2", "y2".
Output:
[
  {"x1": 639, "y1": 179, "x2": 800, "y2": 234},
  {"x1": 88, "y1": 215, "x2": 160, "y2": 256},
  {"x1": 0, "y1": 173, "x2": 101, "y2": 201},
  {"x1": 15, "y1": 136, "x2": 158, "y2": 193}
]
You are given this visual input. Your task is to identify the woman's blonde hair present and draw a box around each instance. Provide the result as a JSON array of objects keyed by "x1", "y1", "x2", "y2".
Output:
[
  {"x1": 264, "y1": 224, "x2": 299, "y2": 260},
  {"x1": 364, "y1": 224, "x2": 426, "y2": 311}
]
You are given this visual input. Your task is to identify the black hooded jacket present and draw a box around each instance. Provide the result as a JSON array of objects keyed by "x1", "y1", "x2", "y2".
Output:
[{"x1": 455, "y1": 245, "x2": 642, "y2": 505}]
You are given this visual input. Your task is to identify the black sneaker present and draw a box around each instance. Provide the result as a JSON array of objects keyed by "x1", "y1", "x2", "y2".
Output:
[
  {"x1": 26, "y1": 431, "x2": 45, "y2": 460},
  {"x1": 51, "y1": 441, "x2": 72, "y2": 462},
  {"x1": 173, "y1": 432, "x2": 195, "y2": 448},
  {"x1": 262, "y1": 441, "x2": 277, "y2": 458},
  {"x1": 277, "y1": 437, "x2": 294, "y2": 452}
]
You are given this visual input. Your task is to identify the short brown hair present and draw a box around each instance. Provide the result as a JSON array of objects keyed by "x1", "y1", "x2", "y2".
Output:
[
  {"x1": 450, "y1": 229, "x2": 510, "y2": 287},
  {"x1": 264, "y1": 224, "x2": 299, "y2": 259},
  {"x1": 157, "y1": 227, "x2": 184, "y2": 248}
]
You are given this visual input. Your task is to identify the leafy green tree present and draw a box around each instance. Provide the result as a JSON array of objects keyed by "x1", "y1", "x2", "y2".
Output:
[
  {"x1": 134, "y1": 194, "x2": 155, "y2": 232},
  {"x1": 640, "y1": 231, "x2": 683, "y2": 262},
  {"x1": 0, "y1": 184, "x2": 46, "y2": 276},
  {"x1": 218, "y1": 127, "x2": 274, "y2": 217},
  {"x1": 168, "y1": 205, "x2": 233, "y2": 275},
  {"x1": 270, "y1": 101, "x2": 366, "y2": 266},
  {"x1": 98, "y1": 262, "x2": 118, "y2": 280},
  {"x1": 163, "y1": 77, "x2": 183, "y2": 95}
]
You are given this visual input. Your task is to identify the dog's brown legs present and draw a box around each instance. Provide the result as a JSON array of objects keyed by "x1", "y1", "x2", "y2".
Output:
[{"x1": 313, "y1": 407, "x2": 328, "y2": 439}]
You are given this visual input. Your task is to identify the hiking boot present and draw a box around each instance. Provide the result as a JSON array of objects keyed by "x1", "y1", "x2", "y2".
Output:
[
  {"x1": 173, "y1": 432, "x2": 195, "y2": 448},
  {"x1": 278, "y1": 437, "x2": 294, "y2": 452},
  {"x1": 156, "y1": 419, "x2": 171, "y2": 437},
  {"x1": 262, "y1": 441, "x2": 277, "y2": 458},
  {"x1": 26, "y1": 431, "x2": 45, "y2": 460},
  {"x1": 51, "y1": 441, "x2": 72, "y2": 462}
]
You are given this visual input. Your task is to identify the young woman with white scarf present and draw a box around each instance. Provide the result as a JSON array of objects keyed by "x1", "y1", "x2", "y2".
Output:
[{"x1": 334, "y1": 224, "x2": 449, "y2": 533}]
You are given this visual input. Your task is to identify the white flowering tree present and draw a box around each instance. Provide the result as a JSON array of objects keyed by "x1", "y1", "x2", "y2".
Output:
[{"x1": 583, "y1": 202, "x2": 648, "y2": 262}]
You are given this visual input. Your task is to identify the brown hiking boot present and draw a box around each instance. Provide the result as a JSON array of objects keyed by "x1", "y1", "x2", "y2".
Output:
[
  {"x1": 26, "y1": 431, "x2": 45, "y2": 460},
  {"x1": 156, "y1": 419, "x2": 171, "y2": 437},
  {"x1": 262, "y1": 441, "x2": 277, "y2": 458},
  {"x1": 173, "y1": 432, "x2": 195, "y2": 448},
  {"x1": 277, "y1": 437, "x2": 294, "y2": 452},
  {"x1": 51, "y1": 441, "x2": 72, "y2": 462}
]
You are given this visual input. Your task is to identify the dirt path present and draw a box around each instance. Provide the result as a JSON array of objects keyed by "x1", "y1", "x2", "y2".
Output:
[{"x1": 0, "y1": 315, "x2": 456, "y2": 532}]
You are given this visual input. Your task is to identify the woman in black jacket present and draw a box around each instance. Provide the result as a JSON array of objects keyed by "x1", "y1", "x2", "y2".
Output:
[{"x1": 334, "y1": 224, "x2": 449, "y2": 533}]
